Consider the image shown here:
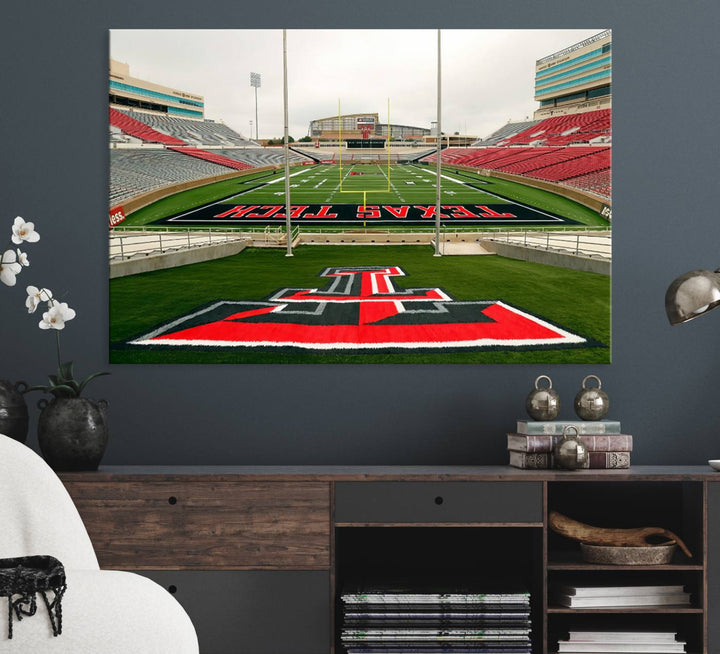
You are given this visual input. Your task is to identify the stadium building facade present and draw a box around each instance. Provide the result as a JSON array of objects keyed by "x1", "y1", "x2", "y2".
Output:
[
  {"x1": 109, "y1": 59, "x2": 205, "y2": 119},
  {"x1": 534, "y1": 30, "x2": 611, "y2": 118},
  {"x1": 309, "y1": 113, "x2": 429, "y2": 142}
]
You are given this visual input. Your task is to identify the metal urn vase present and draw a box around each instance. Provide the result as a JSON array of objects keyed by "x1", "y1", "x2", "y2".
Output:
[
  {"x1": 0, "y1": 380, "x2": 29, "y2": 443},
  {"x1": 37, "y1": 397, "x2": 109, "y2": 471},
  {"x1": 526, "y1": 375, "x2": 561, "y2": 421},
  {"x1": 574, "y1": 374, "x2": 609, "y2": 420}
]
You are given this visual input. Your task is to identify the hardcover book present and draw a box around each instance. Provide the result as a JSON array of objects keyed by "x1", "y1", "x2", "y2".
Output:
[
  {"x1": 509, "y1": 451, "x2": 630, "y2": 469},
  {"x1": 516, "y1": 420, "x2": 621, "y2": 435},
  {"x1": 507, "y1": 433, "x2": 632, "y2": 453}
]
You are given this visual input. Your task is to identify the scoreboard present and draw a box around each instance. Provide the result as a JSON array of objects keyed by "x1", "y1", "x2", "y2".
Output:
[{"x1": 346, "y1": 139, "x2": 384, "y2": 148}]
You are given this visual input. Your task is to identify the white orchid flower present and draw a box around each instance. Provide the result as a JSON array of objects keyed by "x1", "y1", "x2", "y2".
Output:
[
  {"x1": 0, "y1": 249, "x2": 22, "y2": 286},
  {"x1": 39, "y1": 301, "x2": 76, "y2": 330},
  {"x1": 26, "y1": 285, "x2": 53, "y2": 313},
  {"x1": 11, "y1": 217, "x2": 40, "y2": 245},
  {"x1": 16, "y1": 249, "x2": 29, "y2": 267}
]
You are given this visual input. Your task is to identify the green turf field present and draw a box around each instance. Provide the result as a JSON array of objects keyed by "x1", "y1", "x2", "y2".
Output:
[
  {"x1": 121, "y1": 164, "x2": 609, "y2": 229},
  {"x1": 110, "y1": 245, "x2": 610, "y2": 364}
]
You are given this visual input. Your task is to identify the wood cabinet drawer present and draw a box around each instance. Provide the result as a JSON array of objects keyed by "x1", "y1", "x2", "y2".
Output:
[
  {"x1": 334, "y1": 481, "x2": 542, "y2": 524},
  {"x1": 64, "y1": 481, "x2": 330, "y2": 570},
  {"x1": 137, "y1": 570, "x2": 330, "y2": 654}
]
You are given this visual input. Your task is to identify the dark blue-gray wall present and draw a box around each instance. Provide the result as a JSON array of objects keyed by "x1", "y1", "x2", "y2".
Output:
[{"x1": 1, "y1": 0, "x2": 719, "y2": 465}]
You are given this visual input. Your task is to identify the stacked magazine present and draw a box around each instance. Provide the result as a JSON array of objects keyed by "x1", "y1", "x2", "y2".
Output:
[
  {"x1": 551, "y1": 584, "x2": 691, "y2": 609},
  {"x1": 556, "y1": 630, "x2": 687, "y2": 653},
  {"x1": 340, "y1": 586, "x2": 532, "y2": 653}
]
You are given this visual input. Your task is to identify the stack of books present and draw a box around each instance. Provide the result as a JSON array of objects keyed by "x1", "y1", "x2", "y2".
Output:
[
  {"x1": 340, "y1": 585, "x2": 532, "y2": 653},
  {"x1": 551, "y1": 584, "x2": 691, "y2": 609},
  {"x1": 507, "y1": 420, "x2": 632, "y2": 469},
  {"x1": 557, "y1": 630, "x2": 687, "y2": 653}
]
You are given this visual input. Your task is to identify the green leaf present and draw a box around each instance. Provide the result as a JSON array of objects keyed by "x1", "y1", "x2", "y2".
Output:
[
  {"x1": 48, "y1": 375, "x2": 59, "y2": 386},
  {"x1": 77, "y1": 371, "x2": 110, "y2": 396},
  {"x1": 25, "y1": 384, "x2": 51, "y2": 394},
  {"x1": 48, "y1": 384, "x2": 78, "y2": 398},
  {"x1": 58, "y1": 361, "x2": 74, "y2": 383}
]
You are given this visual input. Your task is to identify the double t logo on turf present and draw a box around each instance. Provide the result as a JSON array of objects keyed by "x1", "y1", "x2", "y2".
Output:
[{"x1": 129, "y1": 266, "x2": 587, "y2": 351}]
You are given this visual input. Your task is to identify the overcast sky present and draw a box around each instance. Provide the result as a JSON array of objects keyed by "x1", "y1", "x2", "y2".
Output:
[{"x1": 110, "y1": 29, "x2": 604, "y2": 141}]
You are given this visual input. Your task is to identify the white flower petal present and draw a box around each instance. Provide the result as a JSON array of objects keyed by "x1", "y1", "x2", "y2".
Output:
[{"x1": 1, "y1": 268, "x2": 17, "y2": 286}]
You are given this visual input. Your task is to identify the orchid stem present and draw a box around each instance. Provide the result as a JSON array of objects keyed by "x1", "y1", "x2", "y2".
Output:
[{"x1": 56, "y1": 329, "x2": 62, "y2": 370}]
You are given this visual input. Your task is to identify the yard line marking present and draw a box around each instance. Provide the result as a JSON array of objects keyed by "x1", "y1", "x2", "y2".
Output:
[
  {"x1": 166, "y1": 167, "x2": 315, "y2": 222},
  {"x1": 408, "y1": 164, "x2": 564, "y2": 223},
  {"x1": 378, "y1": 163, "x2": 405, "y2": 203}
]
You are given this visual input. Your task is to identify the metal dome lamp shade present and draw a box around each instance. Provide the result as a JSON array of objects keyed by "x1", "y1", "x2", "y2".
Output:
[{"x1": 665, "y1": 269, "x2": 720, "y2": 325}]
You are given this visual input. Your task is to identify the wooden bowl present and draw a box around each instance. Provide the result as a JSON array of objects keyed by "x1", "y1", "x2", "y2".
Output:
[{"x1": 580, "y1": 542, "x2": 677, "y2": 565}]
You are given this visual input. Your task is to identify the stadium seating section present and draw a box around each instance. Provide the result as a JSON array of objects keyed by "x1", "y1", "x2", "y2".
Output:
[
  {"x1": 109, "y1": 107, "x2": 316, "y2": 204},
  {"x1": 473, "y1": 119, "x2": 540, "y2": 146},
  {"x1": 423, "y1": 109, "x2": 611, "y2": 199},
  {"x1": 109, "y1": 105, "x2": 611, "y2": 204},
  {"x1": 110, "y1": 149, "x2": 235, "y2": 204},
  {"x1": 114, "y1": 109, "x2": 257, "y2": 147}
]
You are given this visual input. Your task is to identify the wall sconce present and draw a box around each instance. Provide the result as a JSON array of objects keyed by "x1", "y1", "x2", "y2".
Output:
[{"x1": 665, "y1": 269, "x2": 720, "y2": 325}]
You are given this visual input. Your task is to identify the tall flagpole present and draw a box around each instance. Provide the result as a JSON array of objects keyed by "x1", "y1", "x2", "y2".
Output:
[
  {"x1": 434, "y1": 28, "x2": 442, "y2": 257},
  {"x1": 283, "y1": 29, "x2": 293, "y2": 257}
]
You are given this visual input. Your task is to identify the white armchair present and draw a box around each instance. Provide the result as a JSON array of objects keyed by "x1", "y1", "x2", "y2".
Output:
[{"x1": 0, "y1": 434, "x2": 199, "y2": 653}]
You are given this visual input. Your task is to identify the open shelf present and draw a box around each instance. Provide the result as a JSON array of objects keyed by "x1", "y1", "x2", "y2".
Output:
[
  {"x1": 547, "y1": 550, "x2": 701, "y2": 571},
  {"x1": 548, "y1": 606, "x2": 704, "y2": 614}
]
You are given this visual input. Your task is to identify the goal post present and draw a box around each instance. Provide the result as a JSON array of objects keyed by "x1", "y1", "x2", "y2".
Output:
[{"x1": 338, "y1": 99, "x2": 392, "y2": 208}]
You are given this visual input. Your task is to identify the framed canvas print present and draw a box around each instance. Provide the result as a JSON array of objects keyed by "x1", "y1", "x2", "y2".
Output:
[{"x1": 108, "y1": 29, "x2": 611, "y2": 364}]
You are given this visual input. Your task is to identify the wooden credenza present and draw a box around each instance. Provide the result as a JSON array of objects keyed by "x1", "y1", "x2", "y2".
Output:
[{"x1": 60, "y1": 466, "x2": 720, "y2": 654}]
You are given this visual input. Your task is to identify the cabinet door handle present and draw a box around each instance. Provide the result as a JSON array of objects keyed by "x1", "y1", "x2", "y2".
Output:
[
  {"x1": 168, "y1": 496, "x2": 178, "y2": 505},
  {"x1": 434, "y1": 496, "x2": 444, "y2": 505}
]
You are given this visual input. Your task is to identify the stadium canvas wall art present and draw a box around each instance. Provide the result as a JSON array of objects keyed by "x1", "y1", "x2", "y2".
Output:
[{"x1": 108, "y1": 29, "x2": 612, "y2": 364}]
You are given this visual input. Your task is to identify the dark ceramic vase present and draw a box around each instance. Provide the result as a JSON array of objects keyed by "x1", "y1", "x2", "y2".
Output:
[
  {"x1": 37, "y1": 397, "x2": 109, "y2": 471},
  {"x1": 0, "y1": 380, "x2": 29, "y2": 443}
]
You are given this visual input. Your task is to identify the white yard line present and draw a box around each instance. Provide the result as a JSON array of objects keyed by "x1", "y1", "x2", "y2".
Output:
[
  {"x1": 327, "y1": 165, "x2": 355, "y2": 202},
  {"x1": 378, "y1": 164, "x2": 406, "y2": 203},
  {"x1": 167, "y1": 167, "x2": 315, "y2": 222},
  {"x1": 408, "y1": 164, "x2": 565, "y2": 223}
]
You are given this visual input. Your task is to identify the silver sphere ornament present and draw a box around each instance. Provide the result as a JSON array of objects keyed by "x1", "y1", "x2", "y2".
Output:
[
  {"x1": 574, "y1": 374, "x2": 609, "y2": 421},
  {"x1": 554, "y1": 426, "x2": 589, "y2": 470},
  {"x1": 525, "y1": 375, "x2": 561, "y2": 421}
]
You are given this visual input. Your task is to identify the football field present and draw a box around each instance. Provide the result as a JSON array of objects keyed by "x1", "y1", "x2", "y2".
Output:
[
  {"x1": 110, "y1": 245, "x2": 610, "y2": 365},
  {"x1": 147, "y1": 164, "x2": 603, "y2": 228}
]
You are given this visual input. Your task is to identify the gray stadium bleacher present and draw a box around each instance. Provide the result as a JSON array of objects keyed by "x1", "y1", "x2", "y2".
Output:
[
  {"x1": 117, "y1": 109, "x2": 256, "y2": 147},
  {"x1": 473, "y1": 119, "x2": 540, "y2": 146},
  {"x1": 110, "y1": 149, "x2": 234, "y2": 204},
  {"x1": 215, "y1": 148, "x2": 313, "y2": 167}
]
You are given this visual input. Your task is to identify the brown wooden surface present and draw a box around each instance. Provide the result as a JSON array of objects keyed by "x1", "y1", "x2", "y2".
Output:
[
  {"x1": 58, "y1": 465, "x2": 720, "y2": 483},
  {"x1": 65, "y1": 480, "x2": 331, "y2": 570}
]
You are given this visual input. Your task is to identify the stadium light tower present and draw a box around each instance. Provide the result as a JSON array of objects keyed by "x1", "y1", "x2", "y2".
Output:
[{"x1": 250, "y1": 72, "x2": 261, "y2": 141}]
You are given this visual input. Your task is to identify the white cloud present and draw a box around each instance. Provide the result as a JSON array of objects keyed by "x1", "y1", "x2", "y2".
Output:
[{"x1": 110, "y1": 28, "x2": 604, "y2": 141}]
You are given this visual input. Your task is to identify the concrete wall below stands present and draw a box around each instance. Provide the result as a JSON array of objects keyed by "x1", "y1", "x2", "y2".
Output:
[
  {"x1": 110, "y1": 240, "x2": 249, "y2": 278},
  {"x1": 481, "y1": 239, "x2": 610, "y2": 275}
]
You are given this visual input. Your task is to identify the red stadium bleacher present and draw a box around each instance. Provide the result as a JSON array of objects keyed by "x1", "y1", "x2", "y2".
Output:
[
  {"x1": 529, "y1": 148, "x2": 610, "y2": 182},
  {"x1": 562, "y1": 169, "x2": 611, "y2": 198},
  {"x1": 167, "y1": 147, "x2": 254, "y2": 171},
  {"x1": 109, "y1": 108, "x2": 187, "y2": 146},
  {"x1": 498, "y1": 109, "x2": 611, "y2": 146}
]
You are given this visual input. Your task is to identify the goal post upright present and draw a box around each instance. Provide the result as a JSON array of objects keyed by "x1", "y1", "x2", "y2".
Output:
[
  {"x1": 336, "y1": 99, "x2": 394, "y2": 207},
  {"x1": 386, "y1": 97, "x2": 391, "y2": 191},
  {"x1": 338, "y1": 98, "x2": 343, "y2": 189}
]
